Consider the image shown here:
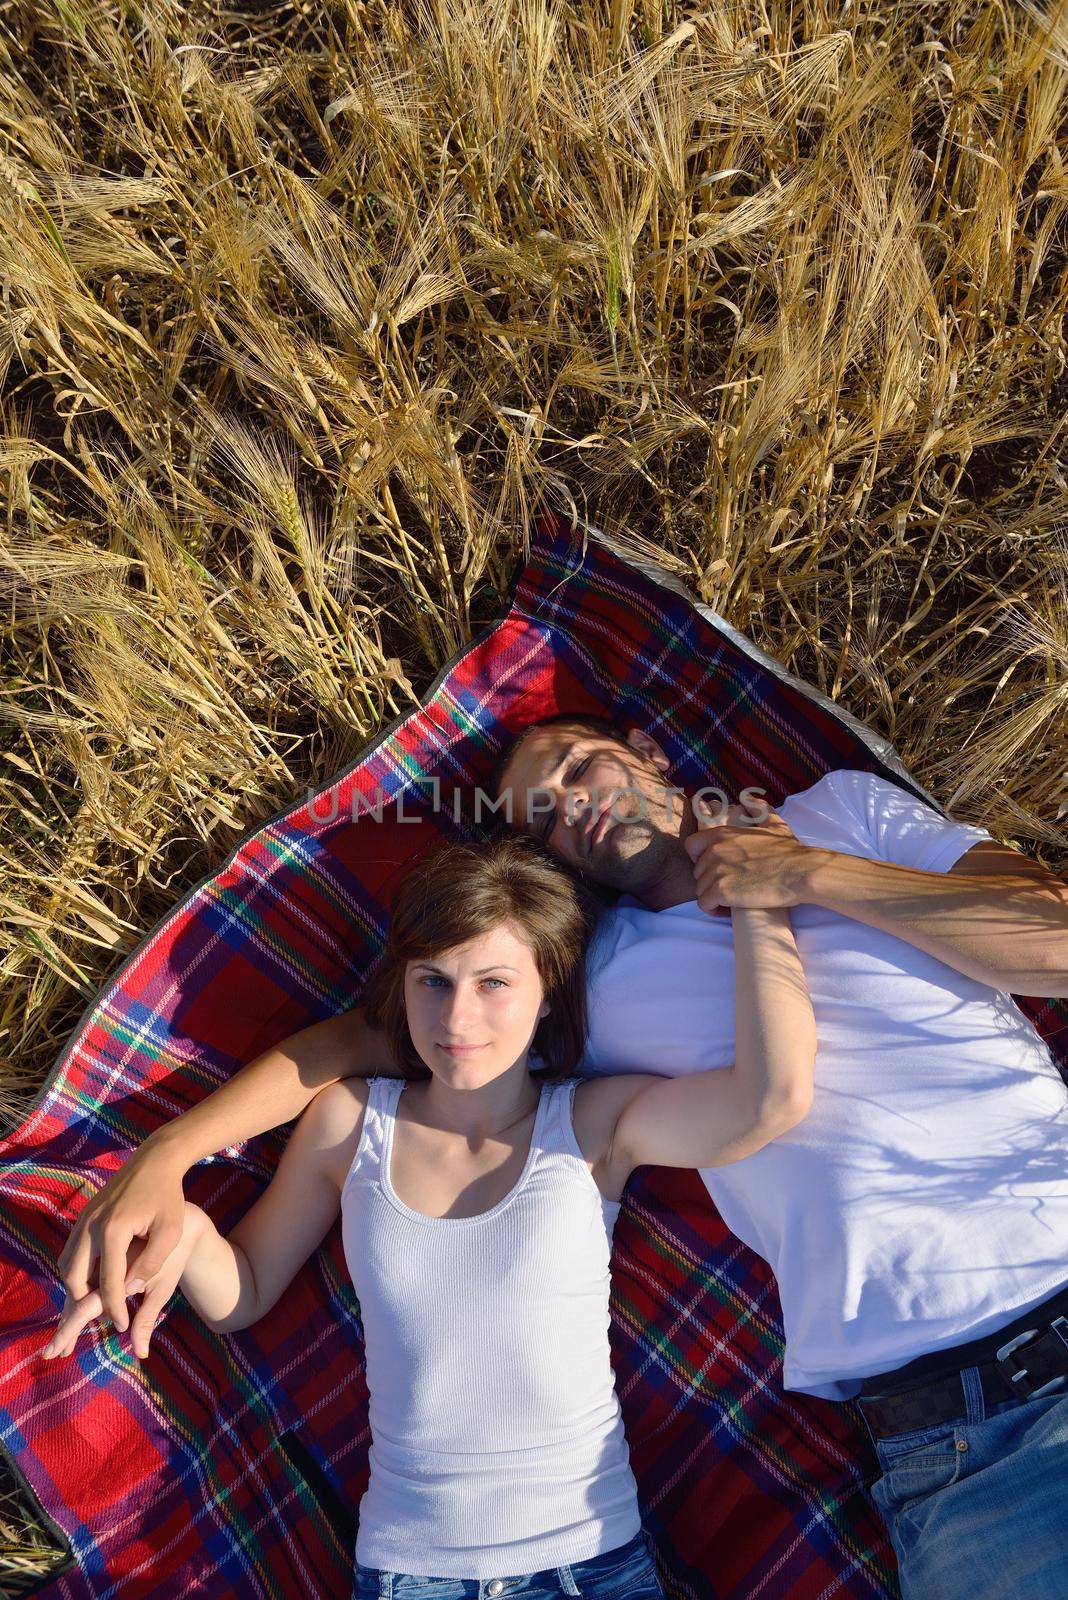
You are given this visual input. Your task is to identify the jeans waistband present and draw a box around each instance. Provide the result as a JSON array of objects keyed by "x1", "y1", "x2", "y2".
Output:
[{"x1": 859, "y1": 1279, "x2": 1068, "y2": 1398}]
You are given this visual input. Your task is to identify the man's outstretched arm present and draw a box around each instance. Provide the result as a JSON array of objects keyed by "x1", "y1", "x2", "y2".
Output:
[
  {"x1": 57, "y1": 1007, "x2": 399, "y2": 1331},
  {"x1": 689, "y1": 819, "x2": 1068, "y2": 996},
  {"x1": 799, "y1": 842, "x2": 1068, "y2": 997}
]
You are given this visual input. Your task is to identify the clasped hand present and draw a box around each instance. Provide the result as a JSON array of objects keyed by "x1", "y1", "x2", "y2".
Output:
[
  {"x1": 42, "y1": 1201, "x2": 204, "y2": 1363},
  {"x1": 684, "y1": 797, "x2": 813, "y2": 914}
]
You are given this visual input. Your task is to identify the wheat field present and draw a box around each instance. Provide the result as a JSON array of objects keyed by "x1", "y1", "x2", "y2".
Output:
[{"x1": 1, "y1": 0, "x2": 1067, "y2": 1578}]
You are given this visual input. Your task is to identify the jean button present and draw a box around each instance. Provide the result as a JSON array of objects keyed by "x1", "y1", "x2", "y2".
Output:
[
  {"x1": 955, "y1": 1439, "x2": 968, "y2": 1451},
  {"x1": 487, "y1": 1583, "x2": 504, "y2": 1597}
]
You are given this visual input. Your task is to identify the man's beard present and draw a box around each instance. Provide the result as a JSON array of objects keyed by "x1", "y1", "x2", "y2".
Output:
[{"x1": 582, "y1": 792, "x2": 676, "y2": 891}]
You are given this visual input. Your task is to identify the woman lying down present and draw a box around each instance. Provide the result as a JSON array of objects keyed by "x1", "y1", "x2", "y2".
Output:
[{"x1": 45, "y1": 814, "x2": 816, "y2": 1600}]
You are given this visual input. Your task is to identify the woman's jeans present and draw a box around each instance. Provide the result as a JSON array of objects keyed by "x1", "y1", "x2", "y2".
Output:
[
  {"x1": 863, "y1": 1369, "x2": 1068, "y2": 1599},
  {"x1": 352, "y1": 1528, "x2": 665, "y2": 1599}
]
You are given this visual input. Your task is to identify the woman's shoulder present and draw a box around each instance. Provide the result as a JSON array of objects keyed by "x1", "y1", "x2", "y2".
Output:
[
  {"x1": 310, "y1": 1076, "x2": 372, "y2": 1121},
  {"x1": 297, "y1": 1078, "x2": 376, "y2": 1193},
  {"x1": 571, "y1": 1072, "x2": 665, "y2": 1169}
]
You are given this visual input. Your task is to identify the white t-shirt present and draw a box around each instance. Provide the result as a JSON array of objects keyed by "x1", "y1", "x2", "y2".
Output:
[{"x1": 580, "y1": 768, "x2": 1068, "y2": 1399}]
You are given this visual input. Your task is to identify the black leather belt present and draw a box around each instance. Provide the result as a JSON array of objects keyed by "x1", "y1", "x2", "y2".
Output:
[{"x1": 856, "y1": 1286, "x2": 1068, "y2": 1440}]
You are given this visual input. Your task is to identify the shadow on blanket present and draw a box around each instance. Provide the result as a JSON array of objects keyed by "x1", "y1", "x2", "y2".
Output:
[{"x1": 3, "y1": 506, "x2": 1065, "y2": 1600}]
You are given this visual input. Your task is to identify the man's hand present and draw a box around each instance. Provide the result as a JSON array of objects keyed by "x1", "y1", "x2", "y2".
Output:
[
  {"x1": 44, "y1": 1202, "x2": 208, "y2": 1363},
  {"x1": 684, "y1": 797, "x2": 814, "y2": 914},
  {"x1": 57, "y1": 1137, "x2": 190, "y2": 1334}
]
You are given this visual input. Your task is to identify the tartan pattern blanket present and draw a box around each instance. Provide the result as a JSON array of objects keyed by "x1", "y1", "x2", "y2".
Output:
[{"x1": 2, "y1": 504, "x2": 1065, "y2": 1600}]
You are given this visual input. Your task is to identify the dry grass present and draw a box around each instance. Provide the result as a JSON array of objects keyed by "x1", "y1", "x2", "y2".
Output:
[{"x1": 1, "y1": 0, "x2": 1067, "y2": 1569}]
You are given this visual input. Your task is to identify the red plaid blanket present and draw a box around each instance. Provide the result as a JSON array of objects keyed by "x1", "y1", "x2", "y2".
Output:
[{"x1": 3, "y1": 505, "x2": 1064, "y2": 1599}]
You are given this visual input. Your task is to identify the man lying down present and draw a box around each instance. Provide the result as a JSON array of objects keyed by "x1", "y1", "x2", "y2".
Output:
[{"x1": 54, "y1": 712, "x2": 1068, "y2": 1600}]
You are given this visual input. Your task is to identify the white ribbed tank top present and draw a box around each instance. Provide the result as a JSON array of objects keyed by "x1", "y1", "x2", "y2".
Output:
[{"x1": 339, "y1": 1075, "x2": 642, "y2": 1579}]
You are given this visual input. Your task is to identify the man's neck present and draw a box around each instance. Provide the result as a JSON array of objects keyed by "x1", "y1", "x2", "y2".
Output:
[{"x1": 624, "y1": 855, "x2": 701, "y2": 912}]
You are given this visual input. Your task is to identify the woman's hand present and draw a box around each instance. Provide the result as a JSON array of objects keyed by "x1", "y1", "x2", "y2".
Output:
[
  {"x1": 57, "y1": 1134, "x2": 191, "y2": 1334},
  {"x1": 44, "y1": 1202, "x2": 208, "y2": 1362}
]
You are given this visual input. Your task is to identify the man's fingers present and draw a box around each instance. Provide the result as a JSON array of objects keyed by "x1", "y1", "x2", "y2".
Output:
[
  {"x1": 694, "y1": 795, "x2": 728, "y2": 826},
  {"x1": 685, "y1": 797, "x2": 733, "y2": 861}
]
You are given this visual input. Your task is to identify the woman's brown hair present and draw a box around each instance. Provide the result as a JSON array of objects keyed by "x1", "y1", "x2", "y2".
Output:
[{"x1": 360, "y1": 833, "x2": 603, "y2": 1080}]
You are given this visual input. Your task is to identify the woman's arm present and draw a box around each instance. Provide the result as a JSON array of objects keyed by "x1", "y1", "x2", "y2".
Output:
[
  {"x1": 58, "y1": 1007, "x2": 395, "y2": 1327},
  {"x1": 189, "y1": 1078, "x2": 368, "y2": 1335},
  {"x1": 600, "y1": 906, "x2": 817, "y2": 1179},
  {"x1": 44, "y1": 1079, "x2": 370, "y2": 1360},
  {"x1": 147, "y1": 1011, "x2": 391, "y2": 1169}
]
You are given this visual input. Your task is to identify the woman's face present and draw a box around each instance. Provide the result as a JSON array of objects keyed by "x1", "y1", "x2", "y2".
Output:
[{"x1": 403, "y1": 920, "x2": 551, "y2": 1086}]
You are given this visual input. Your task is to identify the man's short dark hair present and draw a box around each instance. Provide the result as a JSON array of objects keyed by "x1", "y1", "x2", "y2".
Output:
[{"x1": 486, "y1": 712, "x2": 633, "y2": 807}]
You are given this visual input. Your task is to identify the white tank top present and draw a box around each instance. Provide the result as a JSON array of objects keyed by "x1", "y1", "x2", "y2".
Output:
[{"x1": 340, "y1": 1075, "x2": 642, "y2": 1579}]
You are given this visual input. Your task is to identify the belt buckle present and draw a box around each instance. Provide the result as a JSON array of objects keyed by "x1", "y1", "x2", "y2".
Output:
[{"x1": 995, "y1": 1317, "x2": 1068, "y2": 1400}]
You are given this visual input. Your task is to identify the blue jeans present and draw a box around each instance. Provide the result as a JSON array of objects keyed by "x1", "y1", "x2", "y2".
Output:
[
  {"x1": 352, "y1": 1529, "x2": 665, "y2": 1599},
  {"x1": 862, "y1": 1368, "x2": 1068, "y2": 1599}
]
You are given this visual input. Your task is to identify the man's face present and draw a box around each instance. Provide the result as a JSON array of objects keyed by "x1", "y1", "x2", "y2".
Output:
[{"x1": 498, "y1": 724, "x2": 690, "y2": 893}]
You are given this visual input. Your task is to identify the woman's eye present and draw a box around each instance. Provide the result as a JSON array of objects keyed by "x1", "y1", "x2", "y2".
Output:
[{"x1": 419, "y1": 977, "x2": 506, "y2": 988}]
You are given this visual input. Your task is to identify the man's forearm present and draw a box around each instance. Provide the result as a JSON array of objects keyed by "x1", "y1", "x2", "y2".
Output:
[
  {"x1": 801, "y1": 850, "x2": 1068, "y2": 997},
  {"x1": 148, "y1": 1008, "x2": 399, "y2": 1168}
]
